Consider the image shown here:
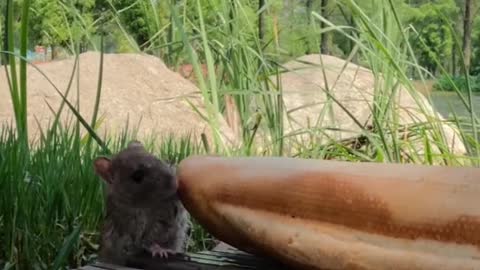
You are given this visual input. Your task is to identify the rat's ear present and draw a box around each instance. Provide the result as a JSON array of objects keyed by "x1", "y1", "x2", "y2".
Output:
[{"x1": 94, "y1": 157, "x2": 113, "y2": 184}]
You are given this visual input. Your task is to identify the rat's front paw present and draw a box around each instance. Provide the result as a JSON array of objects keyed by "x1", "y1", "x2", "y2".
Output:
[{"x1": 149, "y1": 244, "x2": 177, "y2": 259}]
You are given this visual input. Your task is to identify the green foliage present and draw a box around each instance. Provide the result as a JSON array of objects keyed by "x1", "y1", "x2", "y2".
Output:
[
  {"x1": 29, "y1": 0, "x2": 69, "y2": 48},
  {"x1": 0, "y1": 1, "x2": 4, "y2": 48},
  {"x1": 408, "y1": 0, "x2": 459, "y2": 74},
  {"x1": 95, "y1": 0, "x2": 156, "y2": 50},
  {"x1": 416, "y1": 22, "x2": 453, "y2": 72},
  {"x1": 471, "y1": 16, "x2": 480, "y2": 75},
  {"x1": 0, "y1": 124, "x2": 207, "y2": 270},
  {"x1": 69, "y1": 0, "x2": 97, "y2": 49},
  {"x1": 117, "y1": 0, "x2": 149, "y2": 47},
  {"x1": 28, "y1": 0, "x2": 97, "y2": 53},
  {"x1": 276, "y1": 1, "x2": 318, "y2": 56},
  {"x1": 434, "y1": 74, "x2": 480, "y2": 92}
]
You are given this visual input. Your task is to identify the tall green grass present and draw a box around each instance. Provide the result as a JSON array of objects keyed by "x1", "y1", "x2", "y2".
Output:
[
  {"x1": 0, "y1": 124, "x2": 207, "y2": 270},
  {"x1": 0, "y1": 2, "x2": 209, "y2": 269},
  {"x1": 125, "y1": 0, "x2": 480, "y2": 163},
  {"x1": 1, "y1": 0, "x2": 480, "y2": 269}
]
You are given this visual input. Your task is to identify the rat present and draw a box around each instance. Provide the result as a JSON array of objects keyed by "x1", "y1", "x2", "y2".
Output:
[{"x1": 93, "y1": 140, "x2": 190, "y2": 265}]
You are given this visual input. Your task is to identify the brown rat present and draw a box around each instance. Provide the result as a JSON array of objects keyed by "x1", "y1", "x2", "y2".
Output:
[{"x1": 93, "y1": 141, "x2": 190, "y2": 265}]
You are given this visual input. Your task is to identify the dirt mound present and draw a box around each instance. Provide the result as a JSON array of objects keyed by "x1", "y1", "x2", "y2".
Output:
[
  {"x1": 0, "y1": 52, "x2": 236, "y2": 145},
  {"x1": 276, "y1": 54, "x2": 466, "y2": 158}
]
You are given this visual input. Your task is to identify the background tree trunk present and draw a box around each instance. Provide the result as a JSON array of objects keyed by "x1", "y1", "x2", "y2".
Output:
[
  {"x1": 50, "y1": 45, "x2": 54, "y2": 60},
  {"x1": 452, "y1": 43, "x2": 457, "y2": 75},
  {"x1": 306, "y1": 0, "x2": 313, "y2": 24},
  {"x1": 462, "y1": 0, "x2": 474, "y2": 73},
  {"x1": 320, "y1": 0, "x2": 331, "y2": 55},
  {"x1": 306, "y1": 0, "x2": 313, "y2": 54},
  {"x1": 348, "y1": 10, "x2": 357, "y2": 62},
  {"x1": 258, "y1": 0, "x2": 266, "y2": 45},
  {"x1": 229, "y1": 1, "x2": 235, "y2": 33}
]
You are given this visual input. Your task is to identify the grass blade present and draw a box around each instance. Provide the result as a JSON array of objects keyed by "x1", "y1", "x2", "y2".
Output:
[
  {"x1": 87, "y1": 34, "x2": 105, "y2": 151},
  {"x1": 51, "y1": 225, "x2": 81, "y2": 270}
]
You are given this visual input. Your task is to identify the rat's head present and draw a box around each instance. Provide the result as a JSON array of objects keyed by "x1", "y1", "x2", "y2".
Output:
[{"x1": 93, "y1": 141, "x2": 177, "y2": 205}]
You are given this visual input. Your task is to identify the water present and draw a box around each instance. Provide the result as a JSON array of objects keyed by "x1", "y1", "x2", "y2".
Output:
[
  {"x1": 429, "y1": 91, "x2": 480, "y2": 119},
  {"x1": 429, "y1": 92, "x2": 480, "y2": 146}
]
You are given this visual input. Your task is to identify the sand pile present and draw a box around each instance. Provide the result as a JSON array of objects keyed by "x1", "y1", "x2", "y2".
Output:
[
  {"x1": 275, "y1": 54, "x2": 466, "y2": 157},
  {"x1": 0, "y1": 52, "x2": 237, "y2": 145}
]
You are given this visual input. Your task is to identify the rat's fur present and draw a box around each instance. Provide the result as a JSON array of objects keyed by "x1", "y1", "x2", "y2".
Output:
[{"x1": 94, "y1": 141, "x2": 190, "y2": 265}]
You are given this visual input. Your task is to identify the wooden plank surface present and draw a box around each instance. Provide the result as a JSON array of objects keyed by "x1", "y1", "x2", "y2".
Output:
[{"x1": 75, "y1": 245, "x2": 290, "y2": 270}]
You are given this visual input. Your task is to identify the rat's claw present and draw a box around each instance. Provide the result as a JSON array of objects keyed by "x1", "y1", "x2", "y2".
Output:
[{"x1": 149, "y1": 244, "x2": 177, "y2": 259}]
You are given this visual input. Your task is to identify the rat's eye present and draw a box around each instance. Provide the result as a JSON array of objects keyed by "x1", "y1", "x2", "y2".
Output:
[{"x1": 131, "y1": 167, "x2": 145, "y2": 183}]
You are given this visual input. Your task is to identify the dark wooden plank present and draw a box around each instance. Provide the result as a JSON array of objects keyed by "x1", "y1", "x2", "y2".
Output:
[
  {"x1": 75, "y1": 248, "x2": 291, "y2": 270},
  {"x1": 75, "y1": 263, "x2": 140, "y2": 270},
  {"x1": 74, "y1": 266, "x2": 101, "y2": 270}
]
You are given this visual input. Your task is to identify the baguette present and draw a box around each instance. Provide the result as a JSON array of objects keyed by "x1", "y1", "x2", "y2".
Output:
[{"x1": 177, "y1": 155, "x2": 480, "y2": 270}]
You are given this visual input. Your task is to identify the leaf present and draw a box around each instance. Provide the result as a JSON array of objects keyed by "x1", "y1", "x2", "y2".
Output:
[{"x1": 51, "y1": 225, "x2": 82, "y2": 270}]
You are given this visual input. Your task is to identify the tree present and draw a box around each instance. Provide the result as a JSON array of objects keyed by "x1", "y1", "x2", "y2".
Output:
[
  {"x1": 71, "y1": 0, "x2": 96, "y2": 53},
  {"x1": 305, "y1": 0, "x2": 313, "y2": 54},
  {"x1": 29, "y1": 0, "x2": 70, "y2": 59},
  {"x1": 0, "y1": 0, "x2": 6, "y2": 65},
  {"x1": 470, "y1": 16, "x2": 480, "y2": 74},
  {"x1": 408, "y1": 0, "x2": 459, "y2": 75},
  {"x1": 259, "y1": 0, "x2": 266, "y2": 45},
  {"x1": 450, "y1": 0, "x2": 466, "y2": 75},
  {"x1": 0, "y1": 0, "x2": 5, "y2": 54},
  {"x1": 95, "y1": 0, "x2": 151, "y2": 50},
  {"x1": 336, "y1": 1, "x2": 357, "y2": 60},
  {"x1": 320, "y1": 0, "x2": 331, "y2": 55},
  {"x1": 28, "y1": 0, "x2": 96, "y2": 58},
  {"x1": 462, "y1": 0, "x2": 474, "y2": 73}
]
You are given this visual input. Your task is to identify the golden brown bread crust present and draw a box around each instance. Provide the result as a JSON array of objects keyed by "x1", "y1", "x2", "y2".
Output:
[{"x1": 177, "y1": 155, "x2": 480, "y2": 269}]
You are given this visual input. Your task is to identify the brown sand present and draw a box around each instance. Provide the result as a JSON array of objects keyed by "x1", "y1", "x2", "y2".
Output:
[
  {"x1": 273, "y1": 54, "x2": 466, "y2": 157},
  {"x1": 0, "y1": 52, "x2": 237, "y2": 145}
]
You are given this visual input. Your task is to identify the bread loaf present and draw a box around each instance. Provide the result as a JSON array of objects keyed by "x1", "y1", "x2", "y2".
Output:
[{"x1": 177, "y1": 155, "x2": 480, "y2": 269}]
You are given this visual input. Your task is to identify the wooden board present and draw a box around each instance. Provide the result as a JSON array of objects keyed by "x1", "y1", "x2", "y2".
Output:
[{"x1": 74, "y1": 248, "x2": 290, "y2": 270}]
